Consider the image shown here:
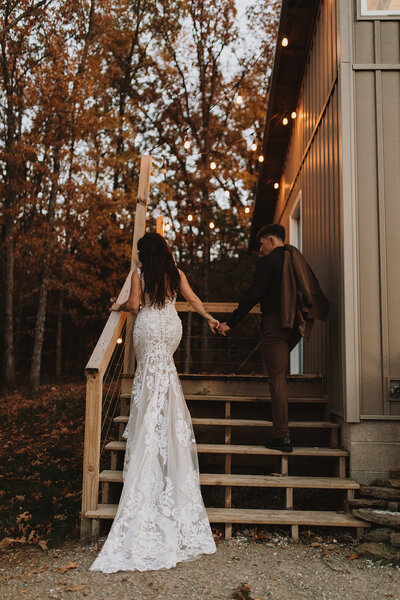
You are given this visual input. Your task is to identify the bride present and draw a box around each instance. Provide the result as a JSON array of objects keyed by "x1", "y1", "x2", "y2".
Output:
[{"x1": 90, "y1": 232, "x2": 219, "y2": 573}]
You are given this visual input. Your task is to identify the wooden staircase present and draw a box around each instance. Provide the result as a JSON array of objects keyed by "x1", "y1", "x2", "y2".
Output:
[{"x1": 85, "y1": 373, "x2": 369, "y2": 540}]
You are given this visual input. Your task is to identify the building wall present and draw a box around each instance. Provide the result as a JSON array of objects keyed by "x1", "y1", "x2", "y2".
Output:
[
  {"x1": 273, "y1": 0, "x2": 344, "y2": 415},
  {"x1": 339, "y1": 1, "x2": 400, "y2": 482},
  {"x1": 352, "y1": 13, "x2": 400, "y2": 418}
]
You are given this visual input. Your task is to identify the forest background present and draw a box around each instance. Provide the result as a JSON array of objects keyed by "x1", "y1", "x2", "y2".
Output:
[{"x1": 0, "y1": 0, "x2": 280, "y2": 397}]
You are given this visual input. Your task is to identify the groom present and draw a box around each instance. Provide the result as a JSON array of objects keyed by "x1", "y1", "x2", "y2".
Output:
[{"x1": 218, "y1": 223, "x2": 328, "y2": 453}]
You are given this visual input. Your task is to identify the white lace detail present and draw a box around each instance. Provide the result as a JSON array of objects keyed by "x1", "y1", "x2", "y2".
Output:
[{"x1": 90, "y1": 268, "x2": 216, "y2": 573}]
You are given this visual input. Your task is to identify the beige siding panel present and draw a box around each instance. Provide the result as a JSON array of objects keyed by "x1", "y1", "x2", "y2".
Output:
[
  {"x1": 380, "y1": 21, "x2": 400, "y2": 63},
  {"x1": 354, "y1": 71, "x2": 383, "y2": 415},
  {"x1": 354, "y1": 20, "x2": 375, "y2": 64},
  {"x1": 382, "y1": 71, "x2": 400, "y2": 384}
]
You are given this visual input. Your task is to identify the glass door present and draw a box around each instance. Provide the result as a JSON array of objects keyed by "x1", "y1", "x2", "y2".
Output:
[{"x1": 289, "y1": 195, "x2": 303, "y2": 374}]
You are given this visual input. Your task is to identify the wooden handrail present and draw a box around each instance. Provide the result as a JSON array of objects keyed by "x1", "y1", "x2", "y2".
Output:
[
  {"x1": 175, "y1": 302, "x2": 261, "y2": 314},
  {"x1": 85, "y1": 271, "x2": 133, "y2": 375},
  {"x1": 81, "y1": 271, "x2": 132, "y2": 539}
]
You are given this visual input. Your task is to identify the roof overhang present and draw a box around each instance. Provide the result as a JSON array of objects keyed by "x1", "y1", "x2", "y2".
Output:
[{"x1": 250, "y1": 0, "x2": 322, "y2": 250}]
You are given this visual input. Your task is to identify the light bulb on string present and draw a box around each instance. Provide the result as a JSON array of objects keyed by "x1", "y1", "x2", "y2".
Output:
[
  {"x1": 225, "y1": 190, "x2": 230, "y2": 198},
  {"x1": 251, "y1": 143, "x2": 257, "y2": 151},
  {"x1": 209, "y1": 221, "x2": 215, "y2": 229},
  {"x1": 244, "y1": 207, "x2": 250, "y2": 214},
  {"x1": 184, "y1": 140, "x2": 191, "y2": 149},
  {"x1": 274, "y1": 182, "x2": 279, "y2": 189},
  {"x1": 188, "y1": 214, "x2": 193, "y2": 222},
  {"x1": 282, "y1": 117, "x2": 289, "y2": 125},
  {"x1": 236, "y1": 95, "x2": 243, "y2": 105},
  {"x1": 258, "y1": 155, "x2": 264, "y2": 163},
  {"x1": 281, "y1": 37, "x2": 289, "y2": 47},
  {"x1": 117, "y1": 338, "x2": 123, "y2": 344},
  {"x1": 165, "y1": 222, "x2": 171, "y2": 231},
  {"x1": 291, "y1": 111, "x2": 297, "y2": 119},
  {"x1": 210, "y1": 161, "x2": 216, "y2": 170}
]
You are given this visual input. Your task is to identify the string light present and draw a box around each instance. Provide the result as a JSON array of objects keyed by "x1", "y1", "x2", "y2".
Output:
[
  {"x1": 258, "y1": 155, "x2": 264, "y2": 163},
  {"x1": 184, "y1": 140, "x2": 191, "y2": 149},
  {"x1": 274, "y1": 182, "x2": 279, "y2": 189},
  {"x1": 281, "y1": 37, "x2": 289, "y2": 47},
  {"x1": 291, "y1": 111, "x2": 297, "y2": 119},
  {"x1": 117, "y1": 338, "x2": 123, "y2": 344},
  {"x1": 225, "y1": 190, "x2": 230, "y2": 198},
  {"x1": 209, "y1": 221, "x2": 215, "y2": 229},
  {"x1": 251, "y1": 143, "x2": 257, "y2": 151},
  {"x1": 282, "y1": 117, "x2": 289, "y2": 125},
  {"x1": 210, "y1": 161, "x2": 216, "y2": 170},
  {"x1": 236, "y1": 94, "x2": 243, "y2": 104},
  {"x1": 165, "y1": 223, "x2": 171, "y2": 231},
  {"x1": 244, "y1": 207, "x2": 250, "y2": 214},
  {"x1": 188, "y1": 214, "x2": 193, "y2": 222}
]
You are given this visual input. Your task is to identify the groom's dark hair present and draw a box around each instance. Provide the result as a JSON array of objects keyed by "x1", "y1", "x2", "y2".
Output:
[{"x1": 257, "y1": 223, "x2": 285, "y2": 242}]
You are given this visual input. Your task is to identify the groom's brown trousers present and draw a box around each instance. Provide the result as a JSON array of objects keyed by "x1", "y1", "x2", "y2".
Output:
[{"x1": 261, "y1": 312, "x2": 290, "y2": 439}]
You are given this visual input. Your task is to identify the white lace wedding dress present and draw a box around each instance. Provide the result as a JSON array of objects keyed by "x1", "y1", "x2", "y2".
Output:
[{"x1": 90, "y1": 269, "x2": 216, "y2": 573}]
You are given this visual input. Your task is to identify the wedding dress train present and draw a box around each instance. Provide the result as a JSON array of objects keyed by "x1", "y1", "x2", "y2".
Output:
[{"x1": 90, "y1": 272, "x2": 216, "y2": 572}]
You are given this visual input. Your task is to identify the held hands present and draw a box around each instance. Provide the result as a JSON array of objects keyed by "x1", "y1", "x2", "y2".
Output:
[
  {"x1": 217, "y1": 322, "x2": 230, "y2": 336},
  {"x1": 206, "y1": 316, "x2": 231, "y2": 336}
]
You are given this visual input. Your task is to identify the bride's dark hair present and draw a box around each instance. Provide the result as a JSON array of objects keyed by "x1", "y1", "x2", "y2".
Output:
[{"x1": 137, "y1": 232, "x2": 180, "y2": 307}]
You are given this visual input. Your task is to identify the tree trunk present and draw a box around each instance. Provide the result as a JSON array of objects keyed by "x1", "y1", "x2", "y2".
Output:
[
  {"x1": 2, "y1": 94, "x2": 19, "y2": 387},
  {"x1": 3, "y1": 216, "x2": 15, "y2": 386},
  {"x1": 55, "y1": 289, "x2": 64, "y2": 380},
  {"x1": 29, "y1": 146, "x2": 60, "y2": 397}
]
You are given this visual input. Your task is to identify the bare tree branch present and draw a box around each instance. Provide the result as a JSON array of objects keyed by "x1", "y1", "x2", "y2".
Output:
[{"x1": 0, "y1": 0, "x2": 52, "y2": 38}]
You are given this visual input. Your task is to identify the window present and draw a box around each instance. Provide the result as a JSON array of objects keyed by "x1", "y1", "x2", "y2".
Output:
[{"x1": 360, "y1": 0, "x2": 400, "y2": 16}]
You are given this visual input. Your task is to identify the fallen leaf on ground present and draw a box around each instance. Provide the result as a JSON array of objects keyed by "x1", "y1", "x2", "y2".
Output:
[
  {"x1": 270, "y1": 473, "x2": 282, "y2": 477},
  {"x1": 38, "y1": 540, "x2": 48, "y2": 550},
  {"x1": 57, "y1": 562, "x2": 79, "y2": 573},
  {"x1": 348, "y1": 554, "x2": 360, "y2": 560},
  {"x1": 26, "y1": 566, "x2": 48, "y2": 577},
  {"x1": 311, "y1": 542, "x2": 321, "y2": 547},
  {"x1": 65, "y1": 584, "x2": 85, "y2": 592},
  {"x1": 0, "y1": 537, "x2": 13, "y2": 550}
]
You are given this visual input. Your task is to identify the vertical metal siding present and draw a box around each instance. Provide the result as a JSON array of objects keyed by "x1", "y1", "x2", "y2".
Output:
[{"x1": 354, "y1": 18, "x2": 400, "y2": 416}]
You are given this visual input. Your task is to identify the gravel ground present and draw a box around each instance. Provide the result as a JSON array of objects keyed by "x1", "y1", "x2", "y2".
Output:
[{"x1": 1, "y1": 535, "x2": 399, "y2": 600}]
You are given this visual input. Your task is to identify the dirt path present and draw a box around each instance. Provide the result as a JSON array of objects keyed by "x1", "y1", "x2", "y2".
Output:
[{"x1": 1, "y1": 534, "x2": 399, "y2": 600}]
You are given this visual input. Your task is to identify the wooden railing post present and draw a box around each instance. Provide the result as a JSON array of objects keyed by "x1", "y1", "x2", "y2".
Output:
[
  {"x1": 124, "y1": 155, "x2": 152, "y2": 378},
  {"x1": 81, "y1": 372, "x2": 103, "y2": 539}
]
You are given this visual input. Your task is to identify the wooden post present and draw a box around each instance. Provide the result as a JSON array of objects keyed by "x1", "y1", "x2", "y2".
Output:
[
  {"x1": 131, "y1": 155, "x2": 152, "y2": 270},
  {"x1": 156, "y1": 216, "x2": 165, "y2": 236},
  {"x1": 124, "y1": 156, "x2": 152, "y2": 377},
  {"x1": 81, "y1": 372, "x2": 103, "y2": 539}
]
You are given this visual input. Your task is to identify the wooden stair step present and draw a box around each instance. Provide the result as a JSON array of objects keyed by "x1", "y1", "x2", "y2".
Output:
[
  {"x1": 113, "y1": 416, "x2": 338, "y2": 428},
  {"x1": 85, "y1": 504, "x2": 369, "y2": 529},
  {"x1": 99, "y1": 469, "x2": 359, "y2": 489},
  {"x1": 104, "y1": 441, "x2": 348, "y2": 457},
  {"x1": 193, "y1": 418, "x2": 339, "y2": 428},
  {"x1": 119, "y1": 393, "x2": 328, "y2": 404}
]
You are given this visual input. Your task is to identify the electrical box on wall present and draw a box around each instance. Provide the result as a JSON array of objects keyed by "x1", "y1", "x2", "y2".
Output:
[{"x1": 388, "y1": 380, "x2": 400, "y2": 401}]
